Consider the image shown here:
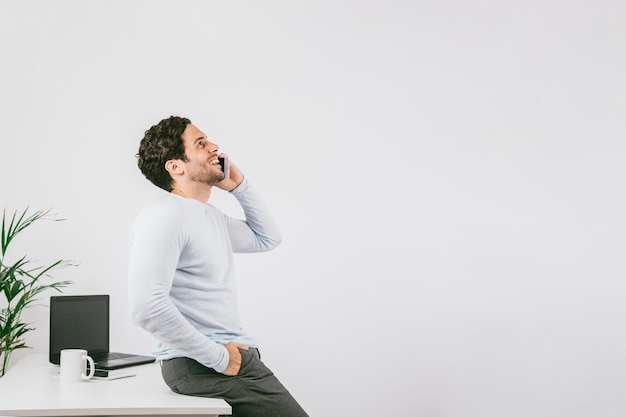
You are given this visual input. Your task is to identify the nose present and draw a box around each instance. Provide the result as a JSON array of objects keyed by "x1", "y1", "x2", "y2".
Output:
[{"x1": 207, "y1": 141, "x2": 219, "y2": 153}]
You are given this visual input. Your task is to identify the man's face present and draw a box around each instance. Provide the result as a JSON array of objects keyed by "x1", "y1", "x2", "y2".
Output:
[{"x1": 180, "y1": 123, "x2": 225, "y2": 185}]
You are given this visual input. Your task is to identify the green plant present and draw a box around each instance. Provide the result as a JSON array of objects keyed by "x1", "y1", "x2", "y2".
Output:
[{"x1": 0, "y1": 208, "x2": 73, "y2": 377}]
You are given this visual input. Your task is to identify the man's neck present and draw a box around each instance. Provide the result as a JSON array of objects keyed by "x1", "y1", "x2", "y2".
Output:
[{"x1": 170, "y1": 183, "x2": 212, "y2": 203}]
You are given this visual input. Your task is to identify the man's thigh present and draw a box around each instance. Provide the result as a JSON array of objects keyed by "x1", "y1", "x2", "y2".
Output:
[{"x1": 161, "y1": 349, "x2": 308, "y2": 417}]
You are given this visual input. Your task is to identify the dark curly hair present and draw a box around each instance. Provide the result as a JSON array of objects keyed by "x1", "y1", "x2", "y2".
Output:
[{"x1": 137, "y1": 116, "x2": 191, "y2": 191}]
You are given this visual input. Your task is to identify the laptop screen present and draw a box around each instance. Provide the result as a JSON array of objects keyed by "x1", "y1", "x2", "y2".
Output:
[{"x1": 49, "y1": 294, "x2": 110, "y2": 364}]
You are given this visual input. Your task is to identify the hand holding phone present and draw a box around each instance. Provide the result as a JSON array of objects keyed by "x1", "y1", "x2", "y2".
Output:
[{"x1": 216, "y1": 153, "x2": 243, "y2": 192}]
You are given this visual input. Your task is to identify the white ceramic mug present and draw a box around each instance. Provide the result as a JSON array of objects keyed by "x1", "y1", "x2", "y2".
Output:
[{"x1": 60, "y1": 349, "x2": 95, "y2": 382}]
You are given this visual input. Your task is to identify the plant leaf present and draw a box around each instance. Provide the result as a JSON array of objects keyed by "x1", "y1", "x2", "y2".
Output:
[{"x1": 0, "y1": 207, "x2": 74, "y2": 377}]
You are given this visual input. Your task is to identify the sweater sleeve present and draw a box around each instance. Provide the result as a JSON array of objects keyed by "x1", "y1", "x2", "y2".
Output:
[
  {"x1": 228, "y1": 177, "x2": 283, "y2": 253},
  {"x1": 127, "y1": 201, "x2": 230, "y2": 372}
]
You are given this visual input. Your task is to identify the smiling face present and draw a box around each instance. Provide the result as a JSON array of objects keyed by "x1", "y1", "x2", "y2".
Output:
[{"x1": 179, "y1": 123, "x2": 225, "y2": 185}]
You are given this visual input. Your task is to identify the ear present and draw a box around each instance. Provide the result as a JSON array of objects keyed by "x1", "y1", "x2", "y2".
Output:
[{"x1": 165, "y1": 159, "x2": 184, "y2": 175}]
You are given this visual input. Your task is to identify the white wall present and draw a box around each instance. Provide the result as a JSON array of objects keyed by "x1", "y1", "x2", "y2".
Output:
[{"x1": 2, "y1": 1, "x2": 625, "y2": 416}]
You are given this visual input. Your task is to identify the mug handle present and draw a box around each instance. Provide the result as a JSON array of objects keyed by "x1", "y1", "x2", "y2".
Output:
[{"x1": 83, "y1": 355, "x2": 96, "y2": 380}]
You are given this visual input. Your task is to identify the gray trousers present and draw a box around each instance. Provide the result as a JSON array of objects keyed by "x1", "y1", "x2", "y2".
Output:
[{"x1": 161, "y1": 349, "x2": 308, "y2": 417}]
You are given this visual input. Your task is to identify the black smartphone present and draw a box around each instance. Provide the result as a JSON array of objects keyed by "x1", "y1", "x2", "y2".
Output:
[{"x1": 218, "y1": 156, "x2": 230, "y2": 179}]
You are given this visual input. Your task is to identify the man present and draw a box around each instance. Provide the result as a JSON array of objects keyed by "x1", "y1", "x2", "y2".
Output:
[{"x1": 128, "y1": 116, "x2": 308, "y2": 417}]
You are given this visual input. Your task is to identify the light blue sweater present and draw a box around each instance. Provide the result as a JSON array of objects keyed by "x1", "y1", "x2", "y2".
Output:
[{"x1": 128, "y1": 178, "x2": 282, "y2": 372}]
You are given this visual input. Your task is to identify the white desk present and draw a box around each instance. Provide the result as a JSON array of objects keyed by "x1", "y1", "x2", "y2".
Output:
[{"x1": 0, "y1": 354, "x2": 231, "y2": 417}]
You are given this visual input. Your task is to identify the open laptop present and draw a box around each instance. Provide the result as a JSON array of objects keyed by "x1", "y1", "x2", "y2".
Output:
[{"x1": 49, "y1": 294, "x2": 155, "y2": 370}]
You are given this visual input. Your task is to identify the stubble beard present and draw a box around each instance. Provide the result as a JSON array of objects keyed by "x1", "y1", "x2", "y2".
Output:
[{"x1": 188, "y1": 163, "x2": 225, "y2": 186}]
